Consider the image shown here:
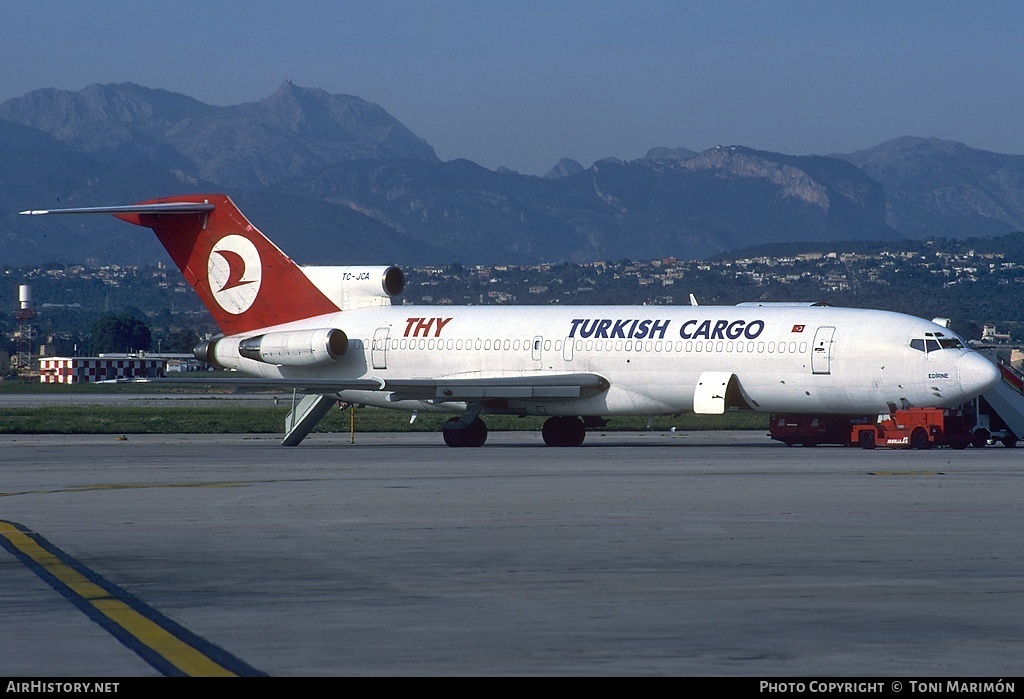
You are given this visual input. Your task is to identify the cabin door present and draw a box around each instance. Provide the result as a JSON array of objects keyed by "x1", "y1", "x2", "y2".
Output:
[
  {"x1": 372, "y1": 327, "x2": 390, "y2": 370},
  {"x1": 562, "y1": 336, "x2": 575, "y2": 362},
  {"x1": 811, "y1": 326, "x2": 835, "y2": 375}
]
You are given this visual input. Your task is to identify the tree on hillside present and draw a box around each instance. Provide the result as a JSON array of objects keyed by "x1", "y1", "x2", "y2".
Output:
[
  {"x1": 159, "y1": 326, "x2": 201, "y2": 354},
  {"x1": 90, "y1": 313, "x2": 152, "y2": 354}
]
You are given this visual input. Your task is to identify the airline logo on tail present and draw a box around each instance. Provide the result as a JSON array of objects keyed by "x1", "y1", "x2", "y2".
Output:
[{"x1": 209, "y1": 234, "x2": 262, "y2": 315}]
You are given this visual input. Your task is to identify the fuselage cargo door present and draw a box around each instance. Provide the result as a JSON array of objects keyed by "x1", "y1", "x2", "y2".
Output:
[
  {"x1": 372, "y1": 327, "x2": 390, "y2": 370},
  {"x1": 811, "y1": 326, "x2": 836, "y2": 375}
]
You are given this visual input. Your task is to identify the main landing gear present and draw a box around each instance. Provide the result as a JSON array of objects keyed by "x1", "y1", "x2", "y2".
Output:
[
  {"x1": 541, "y1": 416, "x2": 586, "y2": 447},
  {"x1": 440, "y1": 415, "x2": 589, "y2": 447},
  {"x1": 442, "y1": 417, "x2": 488, "y2": 447}
]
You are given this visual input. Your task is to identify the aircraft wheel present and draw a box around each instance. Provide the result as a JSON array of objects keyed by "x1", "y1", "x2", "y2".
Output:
[
  {"x1": 443, "y1": 417, "x2": 487, "y2": 447},
  {"x1": 565, "y1": 417, "x2": 585, "y2": 447},
  {"x1": 858, "y1": 429, "x2": 876, "y2": 450},
  {"x1": 910, "y1": 427, "x2": 930, "y2": 450},
  {"x1": 971, "y1": 429, "x2": 989, "y2": 449},
  {"x1": 542, "y1": 417, "x2": 566, "y2": 446},
  {"x1": 464, "y1": 417, "x2": 488, "y2": 447},
  {"x1": 542, "y1": 416, "x2": 586, "y2": 447},
  {"x1": 443, "y1": 418, "x2": 466, "y2": 447}
]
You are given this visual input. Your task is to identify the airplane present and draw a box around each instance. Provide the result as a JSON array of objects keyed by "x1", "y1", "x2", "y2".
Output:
[{"x1": 21, "y1": 193, "x2": 1001, "y2": 447}]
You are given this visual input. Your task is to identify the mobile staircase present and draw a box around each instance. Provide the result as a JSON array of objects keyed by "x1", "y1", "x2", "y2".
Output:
[{"x1": 975, "y1": 348, "x2": 1024, "y2": 447}]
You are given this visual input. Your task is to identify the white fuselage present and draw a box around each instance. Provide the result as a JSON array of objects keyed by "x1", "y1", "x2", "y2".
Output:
[{"x1": 209, "y1": 304, "x2": 997, "y2": 418}]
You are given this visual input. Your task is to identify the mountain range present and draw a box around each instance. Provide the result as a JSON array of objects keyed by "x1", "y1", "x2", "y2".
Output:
[{"x1": 2, "y1": 81, "x2": 1023, "y2": 267}]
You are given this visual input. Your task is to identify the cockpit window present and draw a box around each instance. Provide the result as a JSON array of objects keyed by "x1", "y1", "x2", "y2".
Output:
[{"x1": 910, "y1": 337, "x2": 965, "y2": 352}]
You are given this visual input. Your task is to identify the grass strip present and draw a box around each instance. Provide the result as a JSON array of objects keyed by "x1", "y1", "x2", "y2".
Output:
[{"x1": 0, "y1": 406, "x2": 768, "y2": 435}]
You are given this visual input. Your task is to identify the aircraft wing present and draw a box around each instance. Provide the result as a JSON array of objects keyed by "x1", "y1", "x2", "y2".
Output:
[
  {"x1": 150, "y1": 377, "x2": 388, "y2": 393},
  {"x1": 159, "y1": 373, "x2": 609, "y2": 402},
  {"x1": 383, "y1": 373, "x2": 610, "y2": 402}
]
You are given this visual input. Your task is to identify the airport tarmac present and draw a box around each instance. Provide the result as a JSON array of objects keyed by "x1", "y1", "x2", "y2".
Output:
[{"x1": 1, "y1": 430, "x2": 1022, "y2": 676}]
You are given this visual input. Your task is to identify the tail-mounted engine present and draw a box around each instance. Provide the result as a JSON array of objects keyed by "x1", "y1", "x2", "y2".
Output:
[
  {"x1": 237, "y1": 328, "x2": 349, "y2": 367},
  {"x1": 301, "y1": 265, "x2": 405, "y2": 311},
  {"x1": 195, "y1": 328, "x2": 349, "y2": 368}
]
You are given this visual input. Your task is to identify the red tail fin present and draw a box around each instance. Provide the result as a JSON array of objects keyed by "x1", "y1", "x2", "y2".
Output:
[{"x1": 112, "y1": 194, "x2": 340, "y2": 335}]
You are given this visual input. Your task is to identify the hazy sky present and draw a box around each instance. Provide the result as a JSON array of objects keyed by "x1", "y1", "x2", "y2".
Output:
[{"x1": 2, "y1": 1, "x2": 1022, "y2": 174}]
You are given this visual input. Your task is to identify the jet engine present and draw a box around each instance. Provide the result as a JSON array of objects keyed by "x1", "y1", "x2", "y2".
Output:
[
  {"x1": 301, "y1": 265, "x2": 405, "y2": 311},
  {"x1": 237, "y1": 327, "x2": 349, "y2": 367},
  {"x1": 193, "y1": 336, "x2": 223, "y2": 368}
]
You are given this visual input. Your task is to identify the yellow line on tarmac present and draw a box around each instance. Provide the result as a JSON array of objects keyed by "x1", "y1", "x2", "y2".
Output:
[{"x1": 0, "y1": 521, "x2": 260, "y2": 677}]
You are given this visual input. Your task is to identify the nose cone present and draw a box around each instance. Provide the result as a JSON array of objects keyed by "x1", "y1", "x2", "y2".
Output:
[{"x1": 958, "y1": 352, "x2": 1000, "y2": 398}]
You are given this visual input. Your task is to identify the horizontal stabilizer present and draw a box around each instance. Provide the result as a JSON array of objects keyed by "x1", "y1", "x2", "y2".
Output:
[{"x1": 20, "y1": 202, "x2": 215, "y2": 216}]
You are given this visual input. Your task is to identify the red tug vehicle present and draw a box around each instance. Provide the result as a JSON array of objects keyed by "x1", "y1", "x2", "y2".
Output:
[{"x1": 769, "y1": 407, "x2": 977, "y2": 450}]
